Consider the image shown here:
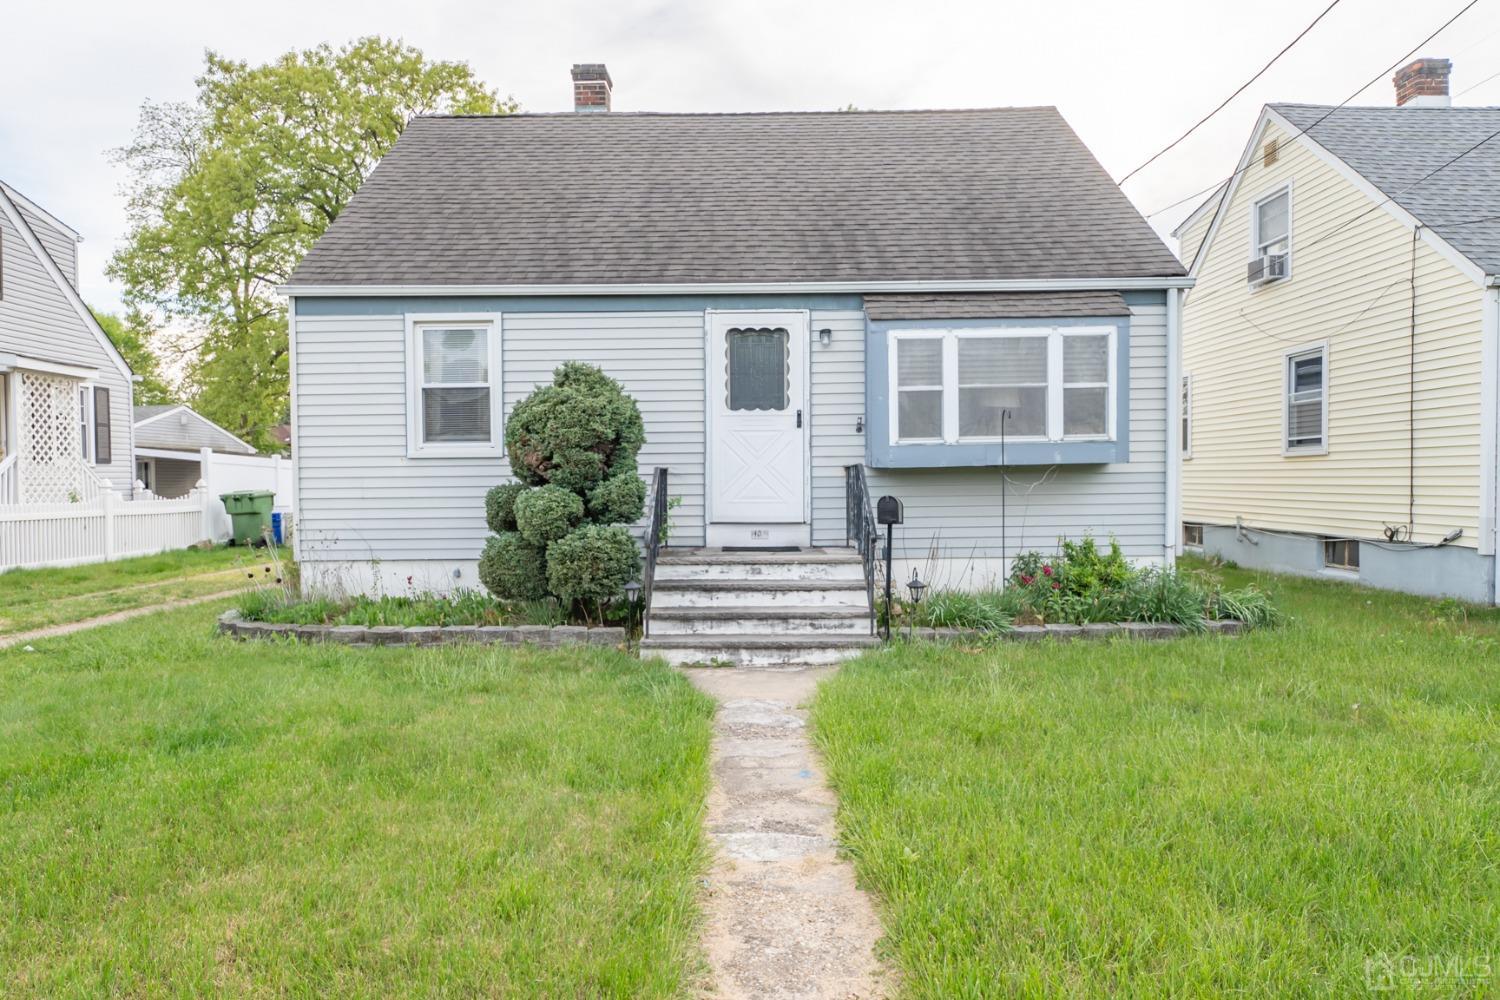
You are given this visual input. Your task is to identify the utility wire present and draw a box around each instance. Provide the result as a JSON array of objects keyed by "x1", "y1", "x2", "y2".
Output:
[
  {"x1": 1119, "y1": 0, "x2": 1346, "y2": 185},
  {"x1": 1302, "y1": 122, "x2": 1500, "y2": 250},
  {"x1": 1142, "y1": 0, "x2": 1483, "y2": 219}
]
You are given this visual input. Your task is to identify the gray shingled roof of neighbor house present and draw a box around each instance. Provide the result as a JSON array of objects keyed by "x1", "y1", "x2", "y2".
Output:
[
  {"x1": 287, "y1": 109, "x2": 1186, "y2": 287},
  {"x1": 1273, "y1": 103, "x2": 1500, "y2": 275}
]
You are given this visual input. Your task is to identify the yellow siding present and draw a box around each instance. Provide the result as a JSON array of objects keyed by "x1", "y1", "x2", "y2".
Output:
[
  {"x1": 1176, "y1": 206, "x2": 1214, "y2": 272},
  {"x1": 1181, "y1": 119, "x2": 1485, "y2": 547}
]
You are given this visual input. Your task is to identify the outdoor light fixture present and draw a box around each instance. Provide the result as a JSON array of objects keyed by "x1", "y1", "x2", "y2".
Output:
[
  {"x1": 623, "y1": 579, "x2": 641, "y2": 633},
  {"x1": 818, "y1": 327, "x2": 833, "y2": 347},
  {"x1": 905, "y1": 569, "x2": 926, "y2": 641}
]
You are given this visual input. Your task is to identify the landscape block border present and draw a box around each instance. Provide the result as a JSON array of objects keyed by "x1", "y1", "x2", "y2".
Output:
[{"x1": 218, "y1": 610, "x2": 627, "y2": 648}]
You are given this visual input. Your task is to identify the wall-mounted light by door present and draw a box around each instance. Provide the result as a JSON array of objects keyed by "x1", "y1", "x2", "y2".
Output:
[{"x1": 817, "y1": 328, "x2": 833, "y2": 347}]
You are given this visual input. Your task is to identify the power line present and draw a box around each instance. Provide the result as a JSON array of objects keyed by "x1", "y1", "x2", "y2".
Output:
[
  {"x1": 1142, "y1": 0, "x2": 1484, "y2": 219},
  {"x1": 1455, "y1": 65, "x2": 1500, "y2": 96},
  {"x1": 1119, "y1": 0, "x2": 1346, "y2": 186}
]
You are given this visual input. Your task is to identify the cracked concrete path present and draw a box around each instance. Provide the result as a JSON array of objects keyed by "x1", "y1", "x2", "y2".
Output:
[{"x1": 682, "y1": 666, "x2": 885, "y2": 1000}]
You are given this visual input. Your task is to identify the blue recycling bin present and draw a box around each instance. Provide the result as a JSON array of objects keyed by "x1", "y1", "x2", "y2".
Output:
[{"x1": 271, "y1": 511, "x2": 284, "y2": 546}]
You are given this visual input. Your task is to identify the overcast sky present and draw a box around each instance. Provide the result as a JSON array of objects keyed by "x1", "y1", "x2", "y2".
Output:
[{"x1": 5, "y1": 0, "x2": 1500, "y2": 314}]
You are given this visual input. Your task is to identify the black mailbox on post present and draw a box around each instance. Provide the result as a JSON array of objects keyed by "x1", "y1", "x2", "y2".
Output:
[{"x1": 877, "y1": 495, "x2": 904, "y2": 526}]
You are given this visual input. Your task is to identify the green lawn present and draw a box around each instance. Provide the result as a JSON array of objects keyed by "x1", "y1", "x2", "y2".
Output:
[
  {"x1": 814, "y1": 560, "x2": 1500, "y2": 997},
  {"x1": 0, "y1": 603, "x2": 714, "y2": 996},
  {"x1": 0, "y1": 546, "x2": 258, "y2": 635}
]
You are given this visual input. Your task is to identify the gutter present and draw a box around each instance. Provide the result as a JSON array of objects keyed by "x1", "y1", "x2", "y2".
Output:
[{"x1": 278, "y1": 276, "x2": 1195, "y2": 298}]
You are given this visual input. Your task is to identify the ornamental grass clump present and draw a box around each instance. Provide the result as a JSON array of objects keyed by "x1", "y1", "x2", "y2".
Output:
[{"x1": 478, "y1": 362, "x2": 645, "y2": 622}]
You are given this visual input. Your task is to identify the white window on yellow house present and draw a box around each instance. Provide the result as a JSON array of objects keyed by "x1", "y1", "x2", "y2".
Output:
[
  {"x1": 1181, "y1": 374, "x2": 1192, "y2": 458},
  {"x1": 1250, "y1": 186, "x2": 1292, "y2": 285},
  {"x1": 1284, "y1": 345, "x2": 1327, "y2": 454}
]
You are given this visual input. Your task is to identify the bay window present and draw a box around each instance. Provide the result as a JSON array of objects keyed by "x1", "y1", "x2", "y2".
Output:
[{"x1": 890, "y1": 326, "x2": 1116, "y2": 444}]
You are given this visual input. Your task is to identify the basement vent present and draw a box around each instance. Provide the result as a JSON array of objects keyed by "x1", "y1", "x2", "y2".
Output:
[{"x1": 1263, "y1": 138, "x2": 1279, "y2": 167}]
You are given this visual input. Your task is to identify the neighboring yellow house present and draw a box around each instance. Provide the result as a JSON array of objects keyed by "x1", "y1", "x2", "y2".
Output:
[{"x1": 1177, "y1": 58, "x2": 1498, "y2": 605}]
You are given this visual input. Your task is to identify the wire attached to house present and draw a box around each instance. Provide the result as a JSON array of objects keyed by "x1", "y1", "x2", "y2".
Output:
[
  {"x1": 1118, "y1": 0, "x2": 1347, "y2": 186},
  {"x1": 1407, "y1": 226, "x2": 1419, "y2": 537},
  {"x1": 1142, "y1": 0, "x2": 1482, "y2": 219}
]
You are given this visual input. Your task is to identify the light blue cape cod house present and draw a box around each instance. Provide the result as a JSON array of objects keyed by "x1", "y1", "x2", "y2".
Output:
[{"x1": 283, "y1": 78, "x2": 1189, "y2": 598}]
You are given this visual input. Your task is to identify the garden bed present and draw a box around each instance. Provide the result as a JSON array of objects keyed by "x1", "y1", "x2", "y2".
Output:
[
  {"x1": 900, "y1": 619, "x2": 1244, "y2": 643},
  {"x1": 219, "y1": 610, "x2": 627, "y2": 648}
]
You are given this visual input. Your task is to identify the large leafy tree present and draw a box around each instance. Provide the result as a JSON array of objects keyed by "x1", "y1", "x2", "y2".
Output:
[
  {"x1": 90, "y1": 307, "x2": 175, "y2": 405},
  {"x1": 109, "y1": 37, "x2": 513, "y2": 450}
]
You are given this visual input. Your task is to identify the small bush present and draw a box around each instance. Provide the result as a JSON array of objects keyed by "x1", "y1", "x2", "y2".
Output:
[
  {"x1": 484, "y1": 483, "x2": 526, "y2": 534},
  {"x1": 478, "y1": 532, "x2": 548, "y2": 601},
  {"x1": 546, "y1": 525, "x2": 639, "y2": 610},
  {"x1": 587, "y1": 472, "x2": 646, "y2": 525},
  {"x1": 514, "y1": 485, "x2": 585, "y2": 546},
  {"x1": 905, "y1": 591, "x2": 1013, "y2": 633},
  {"x1": 505, "y1": 361, "x2": 644, "y2": 491}
]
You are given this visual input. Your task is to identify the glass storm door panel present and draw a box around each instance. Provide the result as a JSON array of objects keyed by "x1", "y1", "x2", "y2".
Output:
[{"x1": 709, "y1": 312, "x2": 807, "y2": 526}]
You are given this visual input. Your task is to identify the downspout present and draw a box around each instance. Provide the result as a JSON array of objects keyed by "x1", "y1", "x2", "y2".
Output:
[{"x1": 1165, "y1": 286, "x2": 1183, "y2": 566}]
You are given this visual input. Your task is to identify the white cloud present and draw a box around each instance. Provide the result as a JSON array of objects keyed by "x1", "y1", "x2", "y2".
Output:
[{"x1": 5, "y1": 0, "x2": 1500, "y2": 313}]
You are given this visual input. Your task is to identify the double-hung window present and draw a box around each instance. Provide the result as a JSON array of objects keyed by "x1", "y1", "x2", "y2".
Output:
[
  {"x1": 406, "y1": 316, "x2": 502, "y2": 457},
  {"x1": 1252, "y1": 186, "x2": 1292, "y2": 277},
  {"x1": 1284, "y1": 344, "x2": 1326, "y2": 453},
  {"x1": 891, "y1": 325, "x2": 1115, "y2": 444}
]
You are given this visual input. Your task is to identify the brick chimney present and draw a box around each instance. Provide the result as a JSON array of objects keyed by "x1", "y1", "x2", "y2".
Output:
[
  {"x1": 1394, "y1": 58, "x2": 1452, "y2": 107},
  {"x1": 572, "y1": 64, "x2": 612, "y2": 112}
]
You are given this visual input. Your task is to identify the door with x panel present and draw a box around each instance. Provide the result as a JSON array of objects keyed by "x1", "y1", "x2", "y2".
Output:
[{"x1": 707, "y1": 311, "x2": 808, "y2": 543}]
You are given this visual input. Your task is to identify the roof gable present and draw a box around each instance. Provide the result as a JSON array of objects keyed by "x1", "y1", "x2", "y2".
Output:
[
  {"x1": 134, "y1": 404, "x2": 256, "y2": 454},
  {"x1": 289, "y1": 109, "x2": 1185, "y2": 289}
]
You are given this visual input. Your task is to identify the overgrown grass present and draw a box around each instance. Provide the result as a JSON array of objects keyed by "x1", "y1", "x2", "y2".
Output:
[
  {"x1": 0, "y1": 603, "x2": 714, "y2": 996},
  {"x1": 816, "y1": 560, "x2": 1500, "y2": 996},
  {"x1": 236, "y1": 587, "x2": 567, "y2": 627},
  {"x1": 0, "y1": 546, "x2": 254, "y2": 635}
]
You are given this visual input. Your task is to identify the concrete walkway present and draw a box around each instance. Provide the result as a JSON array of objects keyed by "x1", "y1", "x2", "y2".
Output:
[{"x1": 682, "y1": 666, "x2": 885, "y2": 1000}]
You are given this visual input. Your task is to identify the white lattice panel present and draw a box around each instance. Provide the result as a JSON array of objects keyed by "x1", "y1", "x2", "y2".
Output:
[{"x1": 17, "y1": 371, "x2": 85, "y2": 504}]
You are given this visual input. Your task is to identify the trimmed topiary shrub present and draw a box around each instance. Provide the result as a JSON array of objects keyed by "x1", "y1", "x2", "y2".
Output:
[
  {"x1": 546, "y1": 525, "x2": 639, "y2": 607},
  {"x1": 485, "y1": 483, "x2": 526, "y2": 534},
  {"x1": 478, "y1": 532, "x2": 549, "y2": 601},
  {"x1": 587, "y1": 472, "x2": 647, "y2": 525},
  {"x1": 514, "y1": 484, "x2": 585, "y2": 546},
  {"x1": 478, "y1": 362, "x2": 645, "y2": 619}
]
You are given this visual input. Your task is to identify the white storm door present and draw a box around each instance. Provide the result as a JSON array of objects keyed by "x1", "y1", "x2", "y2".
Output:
[{"x1": 708, "y1": 311, "x2": 808, "y2": 524}]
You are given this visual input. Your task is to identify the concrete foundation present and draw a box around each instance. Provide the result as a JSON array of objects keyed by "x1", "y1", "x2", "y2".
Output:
[{"x1": 1195, "y1": 523, "x2": 1495, "y2": 605}]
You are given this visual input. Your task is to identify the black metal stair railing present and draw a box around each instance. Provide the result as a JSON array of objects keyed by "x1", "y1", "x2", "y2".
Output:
[
  {"x1": 640, "y1": 467, "x2": 669, "y2": 637},
  {"x1": 845, "y1": 464, "x2": 880, "y2": 637}
]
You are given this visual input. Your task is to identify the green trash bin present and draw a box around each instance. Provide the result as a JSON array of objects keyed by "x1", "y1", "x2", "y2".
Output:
[{"x1": 220, "y1": 490, "x2": 276, "y2": 546}]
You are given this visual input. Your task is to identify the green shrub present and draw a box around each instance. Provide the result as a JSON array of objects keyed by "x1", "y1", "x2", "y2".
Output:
[
  {"x1": 587, "y1": 472, "x2": 646, "y2": 525},
  {"x1": 484, "y1": 483, "x2": 526, "y2": 534},
  {"x1": 907, "y1": 591, "x2": 1013, "y2": 632},
  {"x1": 546, "y1": 525, "x2": 639, "y2": 609},
  {"x1": 478, "y1": 532, "x2": 549, "y2": 601},
  {"x1": 479, "y1": 363, "x2": 647, "y2": 621},
  {"x1": 514, "y1": 485, "x2": 585, "y2": 546},
  {"x1": 505, "y1": 361, "x2": 644, "y2": 492}
]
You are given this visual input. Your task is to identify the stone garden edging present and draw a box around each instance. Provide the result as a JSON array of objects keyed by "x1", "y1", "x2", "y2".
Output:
[
  {"x1": 905, "y1": 619, "x2": 1245, "y2": 643},
  {"x1": 217, "y1": 610, "x2": 626, "y2": 648}
]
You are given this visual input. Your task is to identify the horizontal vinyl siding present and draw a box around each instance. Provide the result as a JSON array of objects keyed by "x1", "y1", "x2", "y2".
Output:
[
  {"x1": 820, "y1": 300, "x2": 1169, "y2": 561},
  {"x1": 136, "y1": 410, "x2": 254, "y2": 453},
  {"x1": 0, "y1": 203, "x2": 133, "y2": 493},
  {"x1": 18, "y1": 204, "x2": 78, "y2": 290},
  {"x1": 293, "y1": 309, "x2": 705, "y2": 563},
  {"x1": 1182, "y1": 119, "x2": 1484, "y2": 546}
]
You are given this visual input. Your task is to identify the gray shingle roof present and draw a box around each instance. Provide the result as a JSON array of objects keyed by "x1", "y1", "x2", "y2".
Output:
[
  {"x1": 289, "y1": 109, "x2": 1185, "y2": 288},
  {"x1": 1274, "y1": 103, "x2": 1500, "y2": 275},
  {"x1": 863, "y1": 291, "x2": 1128, "y2": 320},
  {"x1": 133, "y1": 404, "x2": 179, "y2": 422}
]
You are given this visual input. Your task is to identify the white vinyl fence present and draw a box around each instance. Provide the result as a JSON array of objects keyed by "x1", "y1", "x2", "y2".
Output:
[{"x1": 0, "y1": 486, "x2": 213, "y2": 572}]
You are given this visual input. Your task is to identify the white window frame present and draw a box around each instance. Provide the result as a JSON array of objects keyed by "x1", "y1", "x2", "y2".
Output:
[
  {"x1": 1283, "y1": 341, "x2": 1328, "y2": 456},
  {"x1": 888, "y1": 325, "x2": 1116, "y2": 445},
  {"x1": 136, "y1": 457, "x2": 155, "y2": 493},
  {"x1": 1181, "y1": 373, "x2": 1193, "y2": 460},
  {"x1": 405, "y1": 313, "x2": 503, "y2": 459},
  {"x1": 78, "y1": 383, "x2": 94, "y2": 462},
  {"x1": 1249, "y1": 182, "x2": 1293, "y2": 281}
]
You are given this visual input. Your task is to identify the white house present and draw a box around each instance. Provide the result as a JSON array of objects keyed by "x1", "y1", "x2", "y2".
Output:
[{"x1": 282, "y1": 66, "x2": 1190, "y2": 661}]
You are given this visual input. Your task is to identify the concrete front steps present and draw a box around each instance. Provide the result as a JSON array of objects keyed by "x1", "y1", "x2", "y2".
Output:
[{"x1": 641, "y1": 547, "x2": 878, "y2": 667}]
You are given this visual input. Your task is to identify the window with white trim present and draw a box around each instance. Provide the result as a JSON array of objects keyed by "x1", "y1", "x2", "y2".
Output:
[
  {"x1": 406, "y1": 319, "x2": 501, "y2": 457},
  {"x1": 1181, "y1": 374, "x2": 1192, "y2": 458},
  {"x1": 1284, "y1": 345, "x2": 1326, "y2": 453},
  {"x1": 1252, "y1": 187, "x2": 1291, "y2": 268},
  {"x1": 890, "y1": 326, "x2": 1115, "y2": 444}
]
